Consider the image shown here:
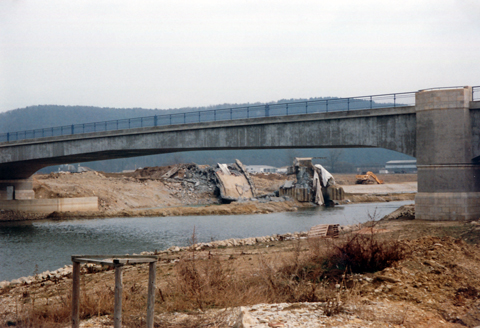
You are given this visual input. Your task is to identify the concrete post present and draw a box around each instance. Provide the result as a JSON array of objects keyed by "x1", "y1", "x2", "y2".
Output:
[{"x1": 415, "y1": 87, "x2": 480, "y2": 220}]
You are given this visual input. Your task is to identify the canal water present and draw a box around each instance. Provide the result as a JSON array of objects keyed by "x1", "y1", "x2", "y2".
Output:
[{"x1": 0, "y1": 201, "x2": 412, "y2": 281}]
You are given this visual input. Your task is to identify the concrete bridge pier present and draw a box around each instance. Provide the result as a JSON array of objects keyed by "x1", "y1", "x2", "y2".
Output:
[
  {"x1": 0, "y1": 178, "x2": 35, "y2": 200},
  {"x1": 415, "y1": 87, "x2": 480, "y2": 220}
]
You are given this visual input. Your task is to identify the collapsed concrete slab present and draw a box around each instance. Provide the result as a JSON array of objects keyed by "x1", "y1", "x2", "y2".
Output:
[
  {"x1": 279, "y1": 157, "x2": 344, "y2": 206},
  {"x1": 214, "y1": 159, "x2": 256, "y2": 202}
]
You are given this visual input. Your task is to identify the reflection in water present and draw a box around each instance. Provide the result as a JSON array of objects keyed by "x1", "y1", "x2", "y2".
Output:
[{"x1": 0, "y1": 201, "x2": 412, "y2": 281}]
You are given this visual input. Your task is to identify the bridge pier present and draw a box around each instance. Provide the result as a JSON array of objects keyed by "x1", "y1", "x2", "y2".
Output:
[
  {"x1": 0, "y1": 178, "x2": 35, "y2": 200},
  {"x1": 415, "y1": 87, "x2": 480, "y2": 220}
]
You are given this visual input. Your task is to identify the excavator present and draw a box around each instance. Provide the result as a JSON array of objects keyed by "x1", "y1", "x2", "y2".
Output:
[{"x1": 355, "y1": 171, "x2": 384, "y2": 184}]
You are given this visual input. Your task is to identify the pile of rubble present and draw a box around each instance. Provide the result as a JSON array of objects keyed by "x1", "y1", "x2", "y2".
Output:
[
  {"x1": 134, "y1": 163, "x2": 217, "y2": 193},
  {"x1": 132, "y1": 160, "x2": 264, "y2": 204}
]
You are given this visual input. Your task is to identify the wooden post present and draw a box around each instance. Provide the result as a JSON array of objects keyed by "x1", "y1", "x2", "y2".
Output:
[
  {"x1": 146, "y1": 261, "x2": 156, "y2": 328},
  {"x1": 114, "y1": 265, "x2": 123, "y2": 328},
  {"x1": 71, "y1": 261, "x2": 80, "y2": 328}
]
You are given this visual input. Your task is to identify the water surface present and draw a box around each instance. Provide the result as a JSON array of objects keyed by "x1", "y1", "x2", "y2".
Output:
[{"x1": 0, "y1": 201, "x2": 412, "y2": 281}]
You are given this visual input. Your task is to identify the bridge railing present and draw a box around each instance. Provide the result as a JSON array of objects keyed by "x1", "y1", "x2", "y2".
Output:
[{"x1": 0, "y1": 91, "x2": 418, "y2": 143}]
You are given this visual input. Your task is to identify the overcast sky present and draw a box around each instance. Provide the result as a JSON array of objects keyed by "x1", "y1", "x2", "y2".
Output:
[{"x1": 1, "y1": 0, "x2": 479, "y2": 112}]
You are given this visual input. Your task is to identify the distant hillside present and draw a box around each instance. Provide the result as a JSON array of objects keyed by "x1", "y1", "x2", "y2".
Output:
[{"x1": 1, "y1": 101, "x2": 414, "y2": 173}]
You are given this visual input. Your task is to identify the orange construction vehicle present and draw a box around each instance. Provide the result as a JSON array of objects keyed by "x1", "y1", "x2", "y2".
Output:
[{"x1": 355, "y1": 171, "x2": 384, "y2": 184}]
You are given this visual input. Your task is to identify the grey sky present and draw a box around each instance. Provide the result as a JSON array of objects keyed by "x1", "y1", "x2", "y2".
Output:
[{"x1": 1, "y1": 0, "x2": 479, "y2": 112}]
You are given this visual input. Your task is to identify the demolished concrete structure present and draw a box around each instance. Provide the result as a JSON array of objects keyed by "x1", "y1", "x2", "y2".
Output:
[
  {"x1": 279, "y1": 157, "x2": 344, "y2": 206},
  {"x1": 214, "y1": 159, "x2": 257, "y2": 202}
]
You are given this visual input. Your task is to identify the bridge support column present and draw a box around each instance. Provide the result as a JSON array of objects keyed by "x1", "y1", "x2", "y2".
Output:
[
  {"x1": 0, "y1": 178, "x2": 35, "y2": 200},
  {"x1": 415, "y1": 86, "x2": 480, "y2": 220}
]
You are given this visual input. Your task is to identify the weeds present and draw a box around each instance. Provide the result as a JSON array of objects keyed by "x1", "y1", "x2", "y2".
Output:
[
  {"x1": 327, "y1": 233, "x2": 406, "y2": 274},
  {"x1": 7, "y1": 224, "x2": 407, "y2": 327}
]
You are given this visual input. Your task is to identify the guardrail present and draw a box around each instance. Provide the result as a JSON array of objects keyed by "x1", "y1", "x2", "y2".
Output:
[{"x1": 0, "y1": 91, "x2": 417, "y2": 143}]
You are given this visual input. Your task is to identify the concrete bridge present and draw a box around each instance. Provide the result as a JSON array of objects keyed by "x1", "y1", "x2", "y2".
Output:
[{"x1": 1, "y1": 86, "x2": 479, "y2": 220}]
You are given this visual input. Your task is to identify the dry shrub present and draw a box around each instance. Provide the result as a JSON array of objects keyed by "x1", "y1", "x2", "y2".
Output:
[
  {"x1": 326, "y1": 233, "x2": 407, "y2": 274},
  {"x1": 255, "y1": 239, "x2": 343, "y2": 306},
  {"x1": 162, "y1": 227, "x2": 267, "y2": 311},
  {"x1": 170, "y1": 255, "x2": 234, "y2": 311}
]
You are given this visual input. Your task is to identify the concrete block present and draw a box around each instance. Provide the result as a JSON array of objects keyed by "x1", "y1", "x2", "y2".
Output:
[
  {"x1": 0, "y1": 197, "x2": 98, "y2": 213},
  {"x1": 14, "y1": 190, "x2": 35, "y2": 200},
  {"x1": 416, "y1": 191, "x2": 480, "y2": 221},
  {"x1": 6, "y1": 187, "x2": 13, "y2": 200}
]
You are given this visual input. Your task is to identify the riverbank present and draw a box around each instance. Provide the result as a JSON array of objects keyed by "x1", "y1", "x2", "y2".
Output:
[
  {"x1": 0, "y1": 194, "x2": 415, "y2": 222},
  {"x1": 0, "y1": 199, "x2": 305, "y2": 222},
  {"x1": 1, "y1": 208, "x2": 479, "y2": 327}
]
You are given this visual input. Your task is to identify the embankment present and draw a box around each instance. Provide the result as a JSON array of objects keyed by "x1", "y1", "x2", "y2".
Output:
[{"x1": 45, "y1": 199, "x2": 304, "y2": 220}]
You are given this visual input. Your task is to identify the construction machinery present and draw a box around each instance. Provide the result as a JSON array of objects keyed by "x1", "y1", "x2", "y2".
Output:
[{"x1": 355, "y1": 171, "x2": 384, "y2": 184}]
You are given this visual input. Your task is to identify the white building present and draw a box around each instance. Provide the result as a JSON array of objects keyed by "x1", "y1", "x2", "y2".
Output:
[
  {"x1": 245, "y1": 165, "x2": 278, "y2": 174},
  {"x1": 385, "y1": 160, "x2": 417, "y2": 173}
]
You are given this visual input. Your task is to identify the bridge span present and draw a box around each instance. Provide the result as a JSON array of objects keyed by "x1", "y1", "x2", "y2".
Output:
[{"x1": 1, "y1": 86, "x2": 479, "y2": 220}]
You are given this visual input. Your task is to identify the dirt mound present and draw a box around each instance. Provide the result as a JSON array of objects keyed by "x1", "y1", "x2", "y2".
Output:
[
  {"x1": 33, "y1": 170, "x2": 185, "y2": 212},
  {"x1": 353, "y1": 236, "x2": 480, "y2": 326}
]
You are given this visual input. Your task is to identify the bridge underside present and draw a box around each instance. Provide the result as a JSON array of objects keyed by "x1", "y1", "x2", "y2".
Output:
[{"x1": 0, "y1": 145, "x2": 380, "y2": 180}]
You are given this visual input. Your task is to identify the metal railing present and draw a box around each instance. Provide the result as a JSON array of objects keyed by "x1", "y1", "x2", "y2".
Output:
[{"x1": 0, "y1": 91, "x2": 419, "y2": 143}]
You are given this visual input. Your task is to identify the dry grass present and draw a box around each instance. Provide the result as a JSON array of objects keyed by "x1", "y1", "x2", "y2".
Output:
[
  {"x1": 160, "y1": 226, "x2": 406, "y2": 312},
  {"x1": 8, "y1": 279, "x2": 153, "y2": 327},
  {"x1": 6, "y1": 227, "x2": 407, "y2": 327}
]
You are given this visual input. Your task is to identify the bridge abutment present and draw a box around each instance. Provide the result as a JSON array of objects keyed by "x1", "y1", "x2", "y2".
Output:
[
  {"x1": 415, "y1": 87, "x2": 480, "y2": 220},
  {"x1": 0, "y1": 178, "x2": 35, "y2": 200}
]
